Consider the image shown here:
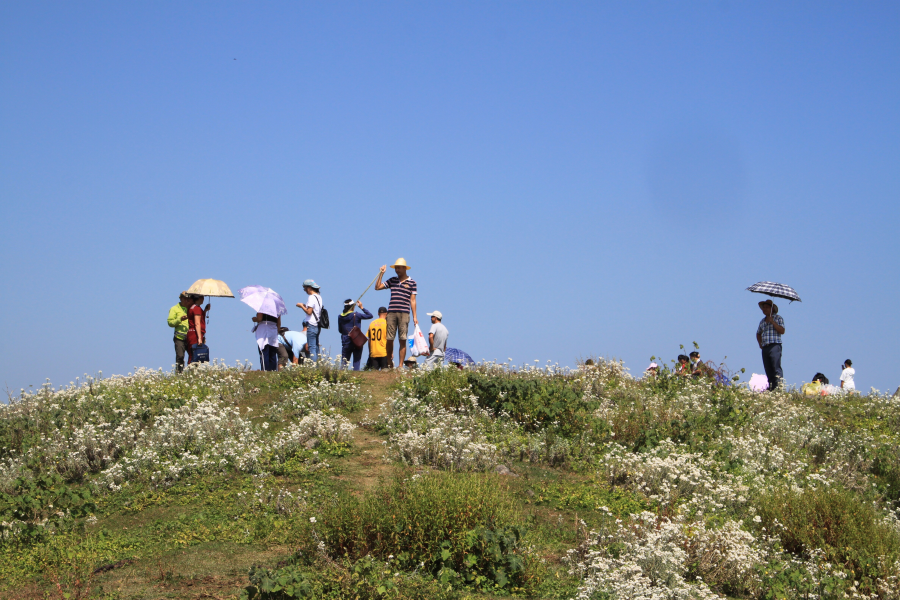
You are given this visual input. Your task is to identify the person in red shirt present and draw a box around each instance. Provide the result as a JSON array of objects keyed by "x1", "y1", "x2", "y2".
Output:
[{"x1": 186, "y1": 294, "x2": 209, "y2": 365}]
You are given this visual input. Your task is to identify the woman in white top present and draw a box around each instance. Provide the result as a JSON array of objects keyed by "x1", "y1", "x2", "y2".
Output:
[
  {"x1": 252, "y1": 311, "x2": 281, "y2": 371},
  {"x1": 296, "y1": 279, "x2": 323, "y2": 362},
  {"x1": 840, "y1": 359, "x2": 856, "y2": 392}
]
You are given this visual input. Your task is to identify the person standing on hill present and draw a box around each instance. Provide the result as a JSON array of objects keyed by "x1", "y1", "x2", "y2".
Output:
[
  {"x1": 424, "y1": 310, "x2": 448, "y2": 369},
  {"x1": 338, "y1": 299, "x2": 373, "y2": 371},
  {"x1": 840, "y1": 359, "x2": 856, "y2": 392},
  {"x1": 186, "y1": 294, "x2": 209, "y2": 365},
  {"x1": 167, "y1": 291, "x2": 192, "y2": 373},
  {"x1": 367, "y1": 307, "x2": 389, "y2": 370},
  {"x1": 756, "y1": 299, "x2": 785, "y2": 391},
  {"x1": 251, "y1": 310, "x2": 280, "y2": 371},
  {"x1": 296, "y1": 280, "x2": 323, "y2": 362},
  {"x1": 375, "y1": 259, "x2": 417, "y2": 368}
]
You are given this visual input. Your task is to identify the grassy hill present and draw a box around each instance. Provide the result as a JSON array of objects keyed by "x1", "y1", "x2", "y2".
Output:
[{"x1": 1, "y1": 360, "x2": 899, "y2": 599}]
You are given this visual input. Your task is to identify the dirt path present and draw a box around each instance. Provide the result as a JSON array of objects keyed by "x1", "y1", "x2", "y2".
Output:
[{"x1": 335, "y1": 371, "x2": 402, "y2": 492}]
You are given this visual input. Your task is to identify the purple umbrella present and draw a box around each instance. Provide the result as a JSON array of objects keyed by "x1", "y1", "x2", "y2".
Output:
[{"x1": 239, "y1": 285, "x2": 287, "y2": 318}]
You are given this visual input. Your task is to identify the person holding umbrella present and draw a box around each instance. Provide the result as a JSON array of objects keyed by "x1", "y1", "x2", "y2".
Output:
[
  {"x1": 239, "y1": 285, "x2": 288, "y2": 372},
  {"x1": 756, "y1": 299, "x2": 786, "y2": 391},
  {"x1": 186, "y1": 294, "x2": 209, "y2": 365},
  {"x1": 252, "y1": 310, "x2": 281, "y2": 371}
]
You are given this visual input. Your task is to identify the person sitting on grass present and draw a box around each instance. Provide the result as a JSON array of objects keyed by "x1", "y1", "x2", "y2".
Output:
[{"x1": 689, "y1": 351, "x2": 704, "y2": 377}]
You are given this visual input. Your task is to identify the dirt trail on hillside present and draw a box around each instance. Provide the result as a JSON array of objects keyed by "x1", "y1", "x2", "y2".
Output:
[{"x1": 336, "y1": 371, "x2": 401, "y2": 492}]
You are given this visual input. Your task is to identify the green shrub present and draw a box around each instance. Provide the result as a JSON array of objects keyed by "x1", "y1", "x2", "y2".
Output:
[
  {"x1": 241, "y1": 555, "x2": 459, "y2": 600},
  {"x1": 757, "y1": 487, "x2": 900, "y2": 590},
  {"x1": 871, "y1": 445, "x2": 900, "y2": 506},
  {"x1": 466, "y1": 373, "x2": 594, "y2": 436},
  {"x1": 0, "y1": 474, "x2": 94, "y2": 546},
  {"x1": 529, "y1": 480, "x2": 649, "y2": 516},
  {"x1": 319, "y1": 472, "x2": 534, "y2": 592},
  {"x1": 266, "y1": 362, "x2": 351, "y2": 390},
  {"x1": 400, "y1": 368, "x2": 599, "y2": 437}
]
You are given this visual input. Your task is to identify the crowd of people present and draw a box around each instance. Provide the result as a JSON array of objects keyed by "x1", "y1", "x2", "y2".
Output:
[
  {"x1": 166, "y1": 258, "x2": 449, "y2": 373},
  {"x1": 168, "y1": 265, "x2": 859, "y2": 392}
]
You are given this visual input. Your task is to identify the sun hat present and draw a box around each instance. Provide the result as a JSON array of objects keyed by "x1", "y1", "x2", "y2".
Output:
[
  {"x1": 391, "y1": 258, "x2": 410, "y2": 270},
  {"x1": 427, "y1": 310, "x2": 443, "y2": 320},
  {"x1": 646, "y1": 362, "x2": 659, "y2": 370},
  {"x1": 758, "y1": 298, "x2": 779, "y2": 313},
  {"x1": 303, "y1": 279, "x2": 320, "y2": 290}
]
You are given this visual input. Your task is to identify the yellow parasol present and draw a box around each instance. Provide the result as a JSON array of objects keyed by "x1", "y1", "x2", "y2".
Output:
[{"x1": 186, "y1": 279, "x2": 234, "y2": 322}]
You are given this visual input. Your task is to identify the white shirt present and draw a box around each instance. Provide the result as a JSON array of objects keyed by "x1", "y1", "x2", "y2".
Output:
[
  {"x1": 255, "y1": 321, "x2": 279, "y2": 351},
  {"x1": 306, "y1": 294, "x2": 321, "y2": 326},
  {"x1": 840, "y1": 367, "x2": 855, "y2": 390}
]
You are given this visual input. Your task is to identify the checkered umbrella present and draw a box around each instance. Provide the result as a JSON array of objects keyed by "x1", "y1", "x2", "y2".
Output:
[
  {"x1": 746, "y1": 281, "x2": 801, "y2": 303},
  {"x1": 444, "y1": 348, "x2": 475, "y2": 366}
]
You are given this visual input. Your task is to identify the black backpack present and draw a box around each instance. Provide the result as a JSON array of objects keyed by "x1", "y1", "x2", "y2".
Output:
[{"x1": 314, "y1": 295, "x2": 330, "y2": 329}]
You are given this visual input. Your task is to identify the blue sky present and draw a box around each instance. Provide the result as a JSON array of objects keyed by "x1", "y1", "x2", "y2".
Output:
[{"x1": 1, "y1": 1, "x2": 898, "y2": 394}]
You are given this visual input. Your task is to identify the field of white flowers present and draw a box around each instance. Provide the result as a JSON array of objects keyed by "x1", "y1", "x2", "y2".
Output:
[{"x1": 1, "y1": 357, "x2": 899, "y2": 599}]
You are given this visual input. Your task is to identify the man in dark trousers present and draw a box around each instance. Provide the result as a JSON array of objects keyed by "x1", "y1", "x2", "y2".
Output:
[
  {"x1": 756, "y1": 299, "x2": 786, "y2": 391},
  {"x1": 167, "y1": 292, "x2": 192, "y2": 373}
]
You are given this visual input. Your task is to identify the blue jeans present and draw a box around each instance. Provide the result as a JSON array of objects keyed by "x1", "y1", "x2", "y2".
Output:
[
  {"x1": 341, "y1": 335, "x2": 363, "y2": 370},
  {"x1": 761, "y1": 343, "x2": 783, "y2": 391},
  {"x1": 307, "y1": 324, "x2": 320, "y2": 362},
  {"x1": 259, "y1": 344, "x2": 278, "y2": 371}
]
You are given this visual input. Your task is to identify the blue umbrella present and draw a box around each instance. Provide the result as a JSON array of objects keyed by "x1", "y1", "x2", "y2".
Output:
[
  {"x1": 746, "y1": 281, "x2": 801, "y2": 303},
  {"x1": 445, "y1": 348, "x2": 475, "y2": 366}
]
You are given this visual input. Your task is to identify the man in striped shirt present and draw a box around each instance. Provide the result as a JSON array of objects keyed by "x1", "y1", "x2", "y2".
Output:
[{"x1": 375, "y1": 257, "x2": 418, "y2": 368}]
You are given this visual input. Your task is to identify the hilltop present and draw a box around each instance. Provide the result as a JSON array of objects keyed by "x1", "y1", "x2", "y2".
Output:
[{"x1": 1, "y1": 360, "x2": 899, "y2": 599}]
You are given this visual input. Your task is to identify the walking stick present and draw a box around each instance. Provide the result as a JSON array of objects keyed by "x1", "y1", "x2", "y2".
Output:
[{"x1": 355, "y1": 271, "x2": 381, "y2": 304}]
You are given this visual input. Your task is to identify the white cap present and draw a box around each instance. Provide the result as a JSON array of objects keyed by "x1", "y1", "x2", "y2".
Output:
[
  {"x1": 647, "y1": 362, "x2": 659, "y2": 370},
  {"x1": 427, "y1": 310, "x2": 443, "y2": 320}
]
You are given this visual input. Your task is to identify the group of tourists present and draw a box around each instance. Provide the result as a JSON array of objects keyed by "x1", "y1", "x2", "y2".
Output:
[
  {"x1": 166, "y1": 258, "x2": 449, "y2": 373},
  {"x1": 168, "y1": 267, "x2": 858, "y2": 391},
  {"x1": 643, "y1": 298, "x2": 857, "y2": 393}
]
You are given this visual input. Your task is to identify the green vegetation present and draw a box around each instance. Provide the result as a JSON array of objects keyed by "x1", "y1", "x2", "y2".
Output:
[{"x1": 2, "y1": 356, "x2": 900, "y2": 599}]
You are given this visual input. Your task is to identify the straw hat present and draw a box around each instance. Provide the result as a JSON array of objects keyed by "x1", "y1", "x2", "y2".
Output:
[{"x1": 391, "y1": 257, "x2": 411, "y2": 270}]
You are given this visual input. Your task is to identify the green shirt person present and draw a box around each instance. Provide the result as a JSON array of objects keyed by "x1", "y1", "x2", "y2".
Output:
[{"x1": 167, "y1": 292, "x2": 192, "y2": 372}]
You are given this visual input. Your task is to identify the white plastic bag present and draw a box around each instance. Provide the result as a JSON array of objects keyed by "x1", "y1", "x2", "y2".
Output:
[{"x1": 410, "y1": 324, "x2": 429, "y2": 357}]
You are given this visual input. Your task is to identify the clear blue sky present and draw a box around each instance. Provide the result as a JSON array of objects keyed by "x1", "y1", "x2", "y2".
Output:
[{"x1": 2, "y1": 2, "x2": 898, "y2": 395}]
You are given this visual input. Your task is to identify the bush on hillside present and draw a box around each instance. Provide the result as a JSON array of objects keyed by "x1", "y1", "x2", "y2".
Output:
[
  {"x1": 318, "y1": 471, "x2": 535, "y2": 593},
  {"x1": 757, "y1": 486, "x2": 900, "y2": 591}
]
